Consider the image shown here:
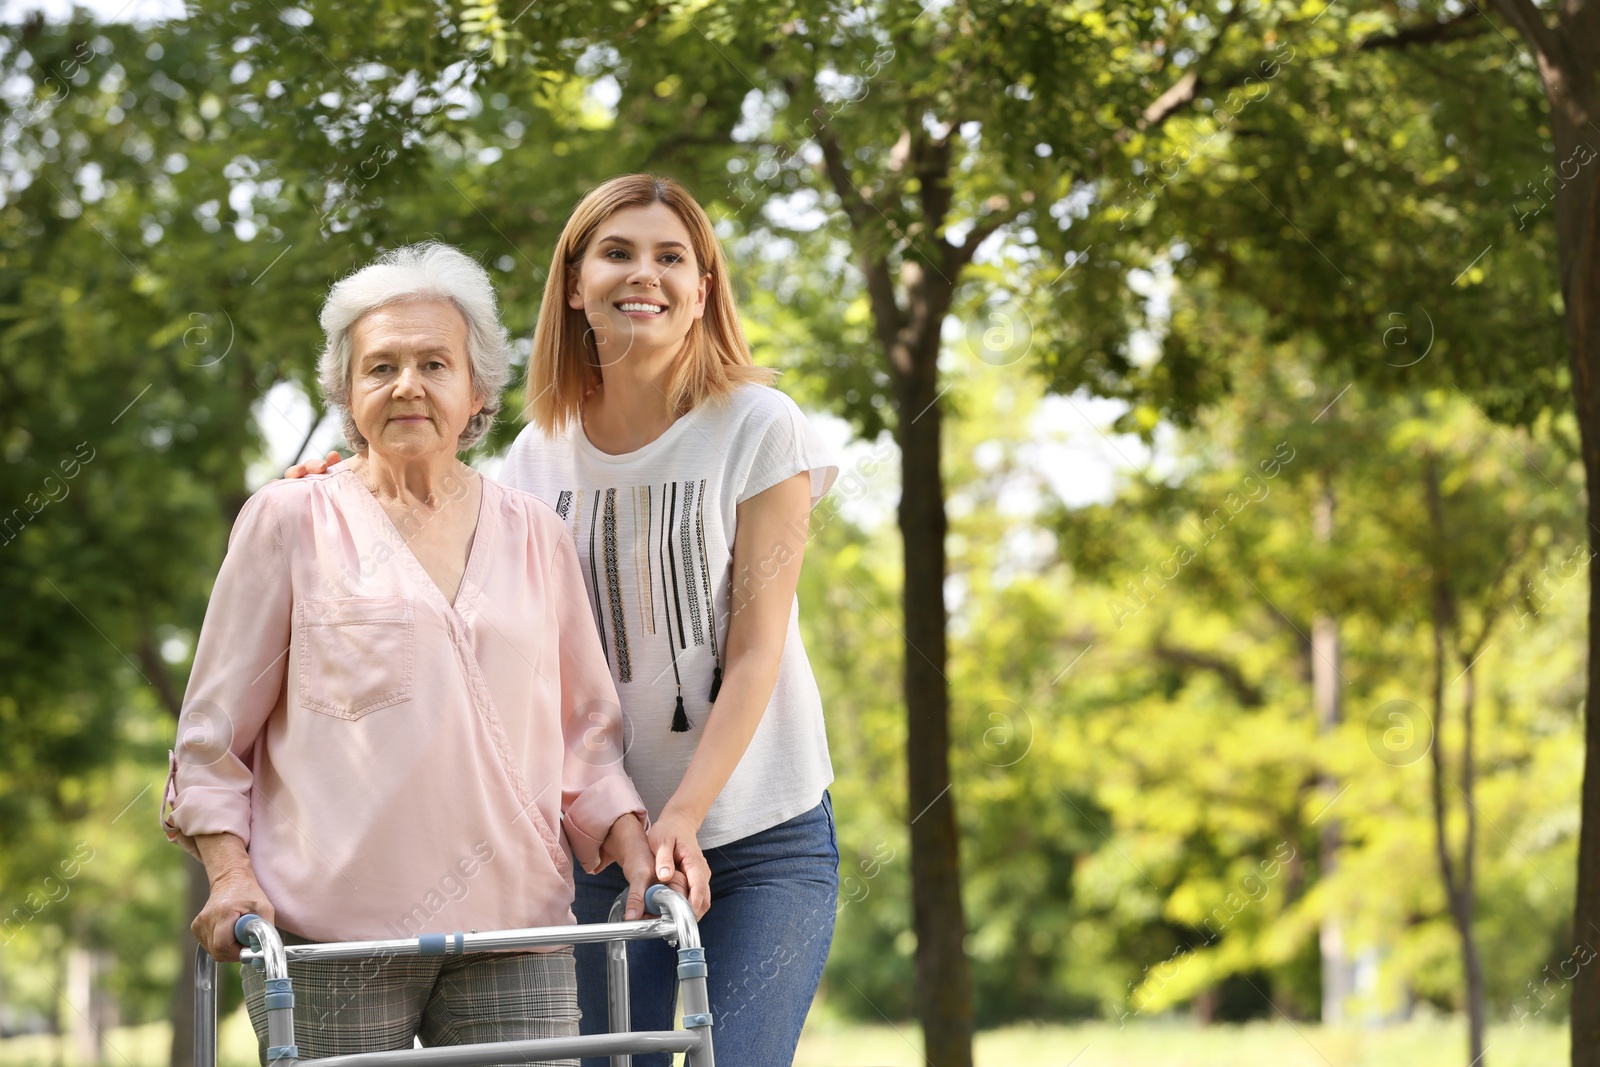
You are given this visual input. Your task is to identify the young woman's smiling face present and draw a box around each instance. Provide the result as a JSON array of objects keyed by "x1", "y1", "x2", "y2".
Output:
[{"x1": 567, "y1": 201, "x2": 710, "y2": 368}]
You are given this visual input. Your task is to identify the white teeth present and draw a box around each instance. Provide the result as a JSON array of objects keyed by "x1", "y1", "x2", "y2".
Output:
[{"x1": 617, "y1": 303, "x2": 664, "y2": 313}]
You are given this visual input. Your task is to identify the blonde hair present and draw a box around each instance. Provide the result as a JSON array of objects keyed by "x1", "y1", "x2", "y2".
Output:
[{"x1": 526, "y1": 173, "x2": 775, "y2": 433}]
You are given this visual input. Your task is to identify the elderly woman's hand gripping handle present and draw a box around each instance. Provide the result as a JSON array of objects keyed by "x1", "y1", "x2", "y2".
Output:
[{"x1": 192, "y1": 831, "x2": 275, "y2": 962}]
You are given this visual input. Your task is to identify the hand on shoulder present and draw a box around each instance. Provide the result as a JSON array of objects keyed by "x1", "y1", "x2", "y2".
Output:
[{"x1": 282, "y1": 450, "x2": 343, "y2": 480}]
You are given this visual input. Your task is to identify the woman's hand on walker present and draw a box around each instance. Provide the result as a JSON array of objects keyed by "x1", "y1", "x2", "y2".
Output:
[
  {"x1": 600, "y1": 812, "x2": 657, "y2": 921},
  {"x1": 193, "y1": 866, "x2": 275, "y2": 963},
  {"x1": 282, "y1": 450, "x2": 342, "y2": 480},
  {"x1": 647, "y1": 806, "x2": 711, "y2": 919}
]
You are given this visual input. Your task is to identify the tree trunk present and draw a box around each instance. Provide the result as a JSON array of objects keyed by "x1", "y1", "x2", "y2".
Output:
[
  {"x1": 1460, "y1": 655, "x2": 1486, "y2": 1063},
  {"x1": 1553, "y1": 54, "x2": 1600, "y2": 1067},
  {"x1": 142, "y1": 632, "x2": 210, "y2": 1067},
  {"x1": 814, "y1": 118, "x2": 977, "y2": 1064},
  {"x1": 1580, "y1": 435, "x2": 1600, "y2": 1066},
  {"x1": 896, "y1": 331, "x2": 974, "y2": 1066},
  {"x1": 1479, "y1": 5, "x2": 1600, "y2": 1063},
  {"x1": 1568, "y1": 115, "x2": 1600, "y2": 1067},
  {"x1": 1312, "y1": 476, "x2": 1348, "y2": 1025},
  {"x1": 1425, "y1": 455, "x2": 1485, "y2": 1066},
  {"x1": 65, "y1": 945, "x2": 100, "y2": 1065}
]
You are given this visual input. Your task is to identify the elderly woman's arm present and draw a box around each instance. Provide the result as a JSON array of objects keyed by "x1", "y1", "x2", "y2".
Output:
[
  {"x1": 548, "y1": 528, "x2": 711, "y2": 919},
  {"x1": 191, "y1": 833, "x2": 275, "y2": 961},
  {"x1": 162, "y1": 491, "x2": 293, "y2": 960}
]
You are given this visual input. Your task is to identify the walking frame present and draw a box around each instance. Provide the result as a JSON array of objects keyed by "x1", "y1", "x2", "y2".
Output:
[{"x1": 192, "y1": 885, "x2": 714, "y2": 1067}]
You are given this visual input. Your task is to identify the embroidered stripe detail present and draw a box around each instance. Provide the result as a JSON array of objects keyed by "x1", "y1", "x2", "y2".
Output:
[
  {"x1": 657, "y1": 482, "x2": 683, "y2": 688},
  {"x1": 679, "y1": 479, "x2": 705, "y2": 646},
  {"x1": 637, "y1": 485, "x2": 656, "y2": 635},
  {"x1": 695, "y1": 478, "x2": 720, "y2": 662},
  {"x1": 586, "y1": 492, "x2": 610, "y2": 666},
  {"x1": 665, "y1": 481, "x2": 687, "y2": 650},
  {"x1": 603, "y1": 488, "x2": 631, "y2": 683}
]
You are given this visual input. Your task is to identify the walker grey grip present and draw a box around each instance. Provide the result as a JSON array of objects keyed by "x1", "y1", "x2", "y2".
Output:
[{"x1": 235, "y1": 913, "x2": 263, "y2": 945}]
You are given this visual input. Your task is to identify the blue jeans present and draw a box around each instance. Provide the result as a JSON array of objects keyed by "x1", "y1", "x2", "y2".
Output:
[{"x1": 573, "y1": 792, "x2": 839, "y2": 1067}]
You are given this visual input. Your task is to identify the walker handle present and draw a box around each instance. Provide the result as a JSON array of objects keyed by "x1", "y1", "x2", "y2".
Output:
[{"x1": 234, "y1": 913, "x2": 263, "y2": 946}]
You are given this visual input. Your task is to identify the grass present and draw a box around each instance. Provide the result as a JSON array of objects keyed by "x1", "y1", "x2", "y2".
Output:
[
  {"x1": 795, "y1": 1017, "x2": 1565, "y2": 1067},
  {"x1": 0, "y1": 1013, "x2": 1566, "y2": 1066}
]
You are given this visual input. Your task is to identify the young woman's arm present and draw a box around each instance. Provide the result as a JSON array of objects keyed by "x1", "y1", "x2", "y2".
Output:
[{"x1": 647, "y1": 471, "x2": 813, "y2": 878}]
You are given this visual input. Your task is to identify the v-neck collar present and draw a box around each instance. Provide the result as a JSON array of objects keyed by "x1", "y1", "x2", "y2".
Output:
[{"x1": 334, "y1": 463, "x2": 494, "y2": 617}]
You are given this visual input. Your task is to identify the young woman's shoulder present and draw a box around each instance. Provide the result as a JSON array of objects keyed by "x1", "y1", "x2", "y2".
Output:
[
  {"x1": 505, "y1": 417, "x2": 573, "y2": 459},
  {"x1": 711, "y1": 381, "x2": 809, "y2": 431},
  {"x1": 498, "y1": 419, "x2": 576, "y2": 495},
  {"x1": 723, "y1": 380, "x2": 794, "y2": 412},
  {"x1": 712, "y1": 383, "x2": 839, "y2": 505}
]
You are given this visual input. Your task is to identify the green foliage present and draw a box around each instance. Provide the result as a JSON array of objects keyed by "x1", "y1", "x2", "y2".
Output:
[
  {"x1": 803, "y1": 325, "x2": 1583, "y2": 1026},
  {"x1": 1137, "y1": 2, "x2": 1566, "y2": 428}
]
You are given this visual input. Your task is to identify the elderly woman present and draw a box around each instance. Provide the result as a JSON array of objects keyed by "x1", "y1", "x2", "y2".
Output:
[{"x1": 161, "y1": 242, "x2": 698, "y2": 1064}]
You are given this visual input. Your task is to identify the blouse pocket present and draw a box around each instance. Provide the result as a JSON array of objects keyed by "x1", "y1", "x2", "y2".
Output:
[{"x1": 296, "y1": 597, "x2": 415, "y2": 720}]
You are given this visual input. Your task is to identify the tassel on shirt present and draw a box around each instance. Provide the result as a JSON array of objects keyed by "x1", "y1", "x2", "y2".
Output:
[
  {"x1": 672, "y1": 694, "x2": 693, "y2": 733},
  {"x1": 708, "y1": 665, "x2": 723, "y2": 703}
]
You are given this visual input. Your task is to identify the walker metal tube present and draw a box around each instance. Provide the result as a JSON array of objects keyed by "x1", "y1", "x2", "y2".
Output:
[
  {"x1": 644, "y1": 886, "x2": 714, "y2": 1067},
  {"x1": 235, "y1": 914, "x2": 296, "y2": 1066},
  {"x1": 217, "y1": 891, "x2": 711, "y2": 1067},
  {"x1": 606, "y1": 891, "x2": 634, "y2": 1067},
  {"x1": 193, "y1": 946, "x2": 217, "y2": 1067},
  {"x1": 240, "y1": 918, "x2": 676, "y2": 965},
  {"x1": 309, "y1": 1031, "x2": 699, "y2": 1067}
]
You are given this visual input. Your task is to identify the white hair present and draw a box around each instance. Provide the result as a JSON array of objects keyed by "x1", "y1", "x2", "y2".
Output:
[{"x1": 318, "y1": 241, "x2": 512, "y2": 452}]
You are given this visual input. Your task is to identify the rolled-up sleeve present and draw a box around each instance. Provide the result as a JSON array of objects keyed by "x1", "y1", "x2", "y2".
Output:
[
  {"x1": 161, "y1": 490, "x2": 292, "y2": 858},
  {"x1": 550, "y1": 527, "x2": 647, "y2": 873}
]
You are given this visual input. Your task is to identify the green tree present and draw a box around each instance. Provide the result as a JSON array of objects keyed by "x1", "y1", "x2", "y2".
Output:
[
  {"x1": 1053, "y1": 341, "x2": 1584, "y2": 1042},
  {"x1": 1466, "y1": 5, "x2": 1600, "y2": 1060},
  {"x1": 570, "y1": 3, "x2": 1283, "y2": 1056},
  {"x1": 1093, "y1": 5, "x2": 1581, "y2": 1060}
]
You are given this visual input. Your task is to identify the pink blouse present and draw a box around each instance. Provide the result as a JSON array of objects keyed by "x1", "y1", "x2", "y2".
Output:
[{"x1": 161, "y1": 464, "x2": 645, "y2": 942}]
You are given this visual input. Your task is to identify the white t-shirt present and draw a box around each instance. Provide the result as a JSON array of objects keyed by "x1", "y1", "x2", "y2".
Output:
[{"x1": 498, "y1": 382, "x2": 839, "y2": 848}]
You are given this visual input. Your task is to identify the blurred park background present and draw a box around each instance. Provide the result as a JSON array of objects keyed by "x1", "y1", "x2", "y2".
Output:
[{"x1": 3, "y1": 0, "x2": 1599, "y2": 1064}]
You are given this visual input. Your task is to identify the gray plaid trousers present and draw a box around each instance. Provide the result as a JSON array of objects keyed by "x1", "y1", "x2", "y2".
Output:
[{"x1": 241, "y1": 936, "x2": 580, "y2": 1067}]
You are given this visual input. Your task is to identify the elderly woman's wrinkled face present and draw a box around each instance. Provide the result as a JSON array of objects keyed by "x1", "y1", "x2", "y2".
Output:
[{"x1": 348, "y1": 299, "x2": 482, "y2": 457}]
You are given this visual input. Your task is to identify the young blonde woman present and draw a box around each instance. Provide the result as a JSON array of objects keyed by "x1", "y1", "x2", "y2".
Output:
[
  {"x1": 507, "y1": 174, "x2": 840, "y2": 1067},
  {"x1": 297, "y1": 175, "x2": 840, "y2": 1064}
]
